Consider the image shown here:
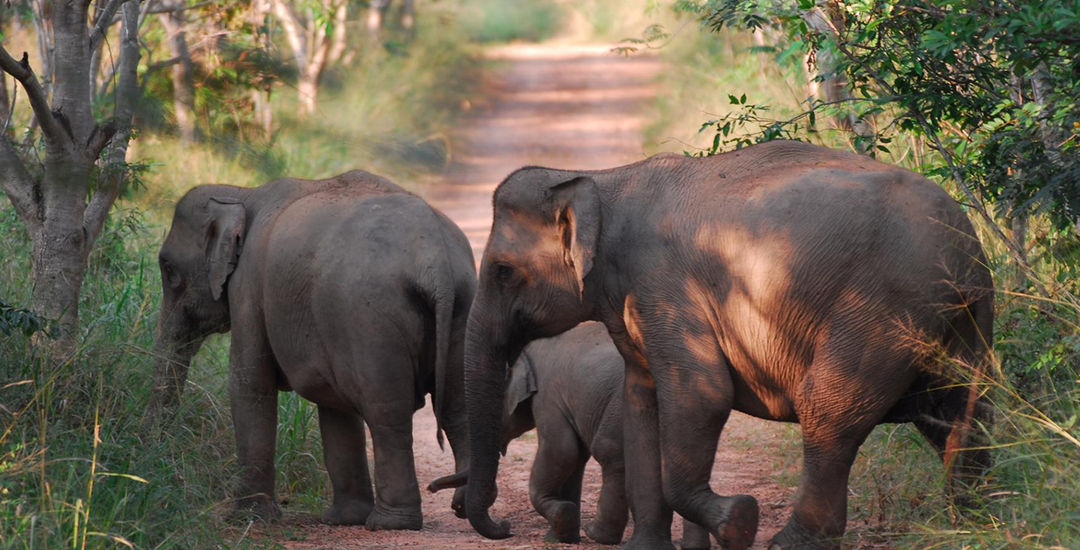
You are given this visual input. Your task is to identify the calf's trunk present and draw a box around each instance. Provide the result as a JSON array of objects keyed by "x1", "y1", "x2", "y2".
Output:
[{"x1": 149, "y1": 307, "x2": 207, "y2": 411}]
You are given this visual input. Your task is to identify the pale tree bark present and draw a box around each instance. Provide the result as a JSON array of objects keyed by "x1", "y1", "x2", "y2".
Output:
[
  {"x1": 0, "y1": 0, "x2": 143, "y2": 357},
  {"x1": 270, "y1": 0, "x2": 348, "y2": 116},
  {"x1": 157, "y1": 0, "x2": 198, "y2": 144},
  {"x1": 249, "y1": 0, "x2": 275, "y2": 137},
  {"x1": 801, "y1": 2, "x2": 875, "y2": 151}
]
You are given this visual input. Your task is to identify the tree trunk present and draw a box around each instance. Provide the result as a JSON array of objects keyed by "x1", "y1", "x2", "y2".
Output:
[
  {"x1": 801, "y1": 2, "x2": 875, "y2": 152},
  {"x1": 159, "y1": 3, "x2": 197, "y2": 144},
  {"x1": 30, "y1": 208, "x2": 89, "y2": 354},
  {"x1": 297, "y1": 65, "x2": 319, "y2": 116},
  {"x1": 270, "y1": 0, "x2": 348, "y2": 118},
  {"x1": 0, "y1": 0, "x2": 142, "y2": 358}
]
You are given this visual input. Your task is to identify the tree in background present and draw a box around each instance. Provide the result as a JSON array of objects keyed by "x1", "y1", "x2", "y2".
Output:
[
  {"x1": 157, "y1": 0, "x2": 199, "y2": 144},
  {"x1": 0, "y1": 0, "x2": 143, "y2": 355},
  {"x1": 265, "y1": 0, "x2": 349, "y2": 116},
  {"x1": 681, "y1": 0, "x2": 1080, "y2": 289}
]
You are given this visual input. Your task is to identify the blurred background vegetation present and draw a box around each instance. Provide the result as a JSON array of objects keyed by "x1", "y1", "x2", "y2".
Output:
[{"x1": 1, "y1": 0, "x2": 1077, "y2": 548}]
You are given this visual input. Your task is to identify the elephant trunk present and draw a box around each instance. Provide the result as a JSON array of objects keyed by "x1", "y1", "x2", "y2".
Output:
[
  {"x1": 149, "y1": 306, "x2": 206, "y2": 411},
  {"x1": 427, "y1": 469, "x2": 468, "y2": 493},
  {"x1": 463, "y1": 308, "x2": 515, "y2": 540}
]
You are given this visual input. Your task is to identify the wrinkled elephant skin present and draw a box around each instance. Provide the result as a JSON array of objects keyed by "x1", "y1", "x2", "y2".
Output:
[{"x1": 462, "y1": 141, "x2": 993, "y2": 550}]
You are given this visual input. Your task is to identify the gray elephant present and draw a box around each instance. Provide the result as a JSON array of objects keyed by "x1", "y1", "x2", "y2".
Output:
[
  {"x1": 429, "y1": 322, "x2": 711, "y2": 548},
  {"x1": 150, "y1": 170, "x2": 476, "y2": 530},
  {"x1": 460, "y1": 141, "x2": 994, "y2": 550}
]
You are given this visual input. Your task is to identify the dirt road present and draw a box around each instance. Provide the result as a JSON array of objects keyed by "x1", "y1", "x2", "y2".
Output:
[{"x1": 267, "y1": 43, "x2": 798, "y2": 550}]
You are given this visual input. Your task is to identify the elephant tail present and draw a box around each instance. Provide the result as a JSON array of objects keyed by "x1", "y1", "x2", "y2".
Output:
[{"x1": 430, "y1": 267, "x2": 455, "y2": 451}]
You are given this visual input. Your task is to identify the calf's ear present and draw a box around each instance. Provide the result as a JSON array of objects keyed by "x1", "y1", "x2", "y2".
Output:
[{"x1": 204, "y1": 197, "x2": 246, "y2": 301}]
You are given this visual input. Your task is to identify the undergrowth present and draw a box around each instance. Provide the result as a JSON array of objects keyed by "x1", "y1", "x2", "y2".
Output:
[{"x1": 0, "y1": 2, "x2": 495, "y2": 547}]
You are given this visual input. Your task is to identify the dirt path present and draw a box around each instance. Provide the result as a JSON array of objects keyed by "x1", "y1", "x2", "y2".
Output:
[{"x1": 265, "y1": 43, "x2": 798, "y2": 550}]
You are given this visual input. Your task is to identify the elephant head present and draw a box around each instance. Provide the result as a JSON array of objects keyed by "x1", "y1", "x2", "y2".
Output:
[
  {"x1": 150, "y1": 185, "x2": 250, "y2": 410},
  {"x1": 464, "y1": 169, "x2": 602, "y2": 538}
]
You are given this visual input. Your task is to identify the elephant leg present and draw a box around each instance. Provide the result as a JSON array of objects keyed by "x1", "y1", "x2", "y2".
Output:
[
  {"x1": 620, "y1": 354, "x2": 675, "y2": 550},
  {"x1": 770, "y1": 429, "x2": 864, "y2": 550},
  {"x1": 228, "y1": 329, "x2": 281, "y2": 522},
  {"x1": 585, "y1": 406, "x2": 628, "y2": 545},
  {"x1": 358, "y1": 348, "x2": 423, "y2": 531},
  {"x1": 585, "y1": 454, "x2": 629, "y2": 545},
  {"x1": 772, "y1": 348, "x2": 892, "y2": 550},
  {"x1": 364, "y1": 408, "x2": 423, "y2": 530},
  {"x1": 530, "y1": 428, "x2": 587, "y2": 543},
  {"x1": 652, "y1": 353, "x2": 758, "y2": 550},
  {"x1": 318, "y1": 405, "x2": 374, "y2": 525},
  {"x1": 680, "y1": 521, "x2": 712, "y2": 550}
]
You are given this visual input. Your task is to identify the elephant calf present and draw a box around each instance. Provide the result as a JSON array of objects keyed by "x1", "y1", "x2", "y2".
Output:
[
  {"x1": 150, "y1": 170, "x2": 476, "y2": 530},
  {"x1": 430, "y1": 322, "x2": 710, "y2": 548}
]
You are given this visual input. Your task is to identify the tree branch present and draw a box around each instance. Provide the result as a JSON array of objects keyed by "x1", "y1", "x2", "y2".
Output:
[
  {"x1": 86, "y1": 0, "x2": 141, "y2": 243},
  {"x1": 89, "y1": 0, "x2": 127, "y2": 52},
  {"x1": 0, "y1": 47, "x2": 67, "y2": 144},
  {"x1": 271, "y1": 0, "x2": 310, "y2": 69},
  {"x1": 0, "y1": 136, "x2": 44, "y2": 234}
]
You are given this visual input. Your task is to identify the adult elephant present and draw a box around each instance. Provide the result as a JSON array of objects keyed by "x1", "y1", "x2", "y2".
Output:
[
  {"x1": 150, "y1": 170, "x2": 476, "y2": 529},
  {"x1": 462, "y1": 141, "x2": 993, "y2": 550}
]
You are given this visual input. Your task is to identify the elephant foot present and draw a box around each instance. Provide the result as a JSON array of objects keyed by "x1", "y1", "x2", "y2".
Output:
[
  {"x1": 622, "y1": 529, "x2": 677, "y2": 550},
  {"x1": 365, "y1": 505, "x2": 422, "y2": 531},
  {"x1": 544, "y1": 501, "x2": 581, "y2": 543},
  {"x1": 230, "y1": 494, "x2": 282, "y2": 523},
  {"x1": 584, "y1": 519, "x2": 623, "y2": 545},
  {"x1": 769, "y1": 516, "x2": 833, "y2": 550},
  {"x1": 321, "y1": 499, "x2": 373, "y2": 525},
  {"x1": 710, "y1": 494, "x2": 758, "y2": 550},
  {"x1": 680, "y1": 521, "x2": 712, "y2": 550}
]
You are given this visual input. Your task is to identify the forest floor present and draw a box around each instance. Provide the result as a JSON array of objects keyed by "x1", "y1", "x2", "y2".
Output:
[{"x1": 253, "y1": 42, "x2": 807, "y2": 550}]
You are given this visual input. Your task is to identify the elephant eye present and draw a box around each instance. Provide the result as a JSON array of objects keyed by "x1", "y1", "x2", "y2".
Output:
[
  {"x1": 492, "y1": 263, "x2": 515, "y2": 284},
  {"x1": 160, "y1": 258, "x2": 182, "y2": 289}
]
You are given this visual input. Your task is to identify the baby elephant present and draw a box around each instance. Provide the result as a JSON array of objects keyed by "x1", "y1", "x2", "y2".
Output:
[{"x1": 431, "y1": 322, "x2": 709, "y2": 548}]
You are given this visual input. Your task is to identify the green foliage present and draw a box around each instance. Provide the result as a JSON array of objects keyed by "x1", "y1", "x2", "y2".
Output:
[
  {"x1": 679, "y1": 0, "x2": 1080, "y2": 232},
  {"x1": 457, "y1": 0, "x2": 564, "y2": 43},
  {"x1": 138, "y1": 3, "x2": 285, "y2": 141},
  {"x1": 0, "y1": 299, "x2": 50, "y2": 338}
]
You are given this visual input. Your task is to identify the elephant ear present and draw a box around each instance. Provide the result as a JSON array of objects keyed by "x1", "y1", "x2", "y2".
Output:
[
  {"x1": 205, "y1": 197, "x2": 246, "y2": 301},
  {"x1": 504, "y1": 351, "x2": 538, "y2": 424},
  {"x1": 549, "y1": 176, "x2": 600, "y2": 298}
]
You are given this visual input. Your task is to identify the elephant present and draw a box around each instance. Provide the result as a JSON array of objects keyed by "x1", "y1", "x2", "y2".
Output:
[
  {"x1": 460, "y1": 140, "x2": 994, "y2": 550},
  {"x1": 149, "y1": 170, "x2": 476, "y2": 530},
  {"x1": 429, "y1": 322, "x2": 711, "y2": 548}
]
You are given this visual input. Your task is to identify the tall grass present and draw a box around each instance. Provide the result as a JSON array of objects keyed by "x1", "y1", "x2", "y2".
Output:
[{"x1": 0, "y1": 2, "x2": 493, "y2": 547}]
